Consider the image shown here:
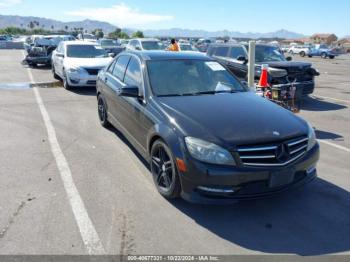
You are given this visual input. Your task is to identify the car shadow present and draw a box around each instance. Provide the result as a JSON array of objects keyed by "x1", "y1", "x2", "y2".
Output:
[
  {"x1": 301, "y1": 96, "x2": 347, "y2": 111},
  {"x1": 106, "y1": 125, "x2": 150, "y2": 169},
  {"x1": 315, "y1": 129, "x2": 344, "y2": 141},
  {"x1": 68, "y1": 86, "x2": 97, "y2": 97},
  {"x1": 169, "y1": 178, "x2": 350, "y2": 255}
]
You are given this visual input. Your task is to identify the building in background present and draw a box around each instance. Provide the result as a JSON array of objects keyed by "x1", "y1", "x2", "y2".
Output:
[{"x1": 310, "y1": 33, "x2": 338, "y2": 45}]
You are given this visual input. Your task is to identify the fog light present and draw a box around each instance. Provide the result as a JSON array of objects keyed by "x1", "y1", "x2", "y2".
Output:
[
  {"x1": 197, "y1": 186, "x2": 234, "y2": 194},
  {"x1": 70, "y1": 78, "x2": 80, "y2": 84}
]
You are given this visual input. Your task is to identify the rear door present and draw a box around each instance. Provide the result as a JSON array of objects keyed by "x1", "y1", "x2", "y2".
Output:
[{"x1": 226, "y1": 46, "x2": 248, "y2": 79}]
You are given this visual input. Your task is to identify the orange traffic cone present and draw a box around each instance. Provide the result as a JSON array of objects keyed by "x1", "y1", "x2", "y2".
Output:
[{"x1": 258, "y1": 64, "x2": 270, "y2": 89}]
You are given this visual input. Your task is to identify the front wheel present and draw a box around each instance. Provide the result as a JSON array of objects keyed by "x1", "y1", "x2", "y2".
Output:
[
  {"x1": 63, "y1": 70, "x2": 72, "y2": 90},
  {"x1": 150, "y1": 140, "x2": 181, "y2": 199},
  {"x1": 300, "y1": 51, "x2": 305, "y2": 57}
]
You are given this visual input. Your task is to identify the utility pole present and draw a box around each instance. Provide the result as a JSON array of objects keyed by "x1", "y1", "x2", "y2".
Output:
[{"x1": 247, "y1": 40, "x2": 256, "y2": 91}]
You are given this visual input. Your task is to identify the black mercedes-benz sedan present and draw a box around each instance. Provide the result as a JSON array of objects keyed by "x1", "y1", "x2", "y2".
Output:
[{"x1": 96, "y1": 51, "x2": 319, "y2": 204}]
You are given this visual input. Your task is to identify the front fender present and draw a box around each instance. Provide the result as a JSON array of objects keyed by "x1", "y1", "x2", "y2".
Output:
[{"x1": 147, "y1": 123, "x2": 186, "y2": 161}]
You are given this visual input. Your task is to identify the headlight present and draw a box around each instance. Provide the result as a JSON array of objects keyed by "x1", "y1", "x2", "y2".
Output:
[
  {"x1": 67, "y1": 67, "x2": 84, "y2": 73},
  {"x1": 185, "y1": 137, "x2": 236, "y2": 166},
  {"x1": 307, "y1": 123, "x2": 317, "y2": 151}
]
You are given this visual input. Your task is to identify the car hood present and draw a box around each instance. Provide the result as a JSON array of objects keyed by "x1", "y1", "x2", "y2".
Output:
[
  {"x1": 156, "y1": 92, "x2": 308, "y2": 148},
  {"x1": 257, "y1": 61, "x2": 312, "y2": 71},
  {"x1": 64, "y1": 57, "x2": 112, "y2": 69}
]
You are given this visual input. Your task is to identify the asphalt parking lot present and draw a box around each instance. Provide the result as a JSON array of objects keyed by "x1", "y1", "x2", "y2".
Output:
[{"x1": 0, "y1": 49, "x2": 350, "y2": 256}]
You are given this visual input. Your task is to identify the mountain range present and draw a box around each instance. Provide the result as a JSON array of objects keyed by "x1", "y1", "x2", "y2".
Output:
[{"x1": 0, "y1": 14, "x2": 307, "y2": 39}]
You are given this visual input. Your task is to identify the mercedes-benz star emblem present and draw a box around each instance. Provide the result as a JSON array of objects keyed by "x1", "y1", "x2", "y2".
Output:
[{"x1": 275, "y1": 144, "x2": 290, "y2": 162}]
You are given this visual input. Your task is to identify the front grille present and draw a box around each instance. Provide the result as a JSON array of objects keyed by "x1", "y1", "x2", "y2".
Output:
[
  {"x1": 84, "y1": 68, "x2": 101, "y2": 75},
  {"x1": 87, "y1": 80, "x2": 96, "y2": 85},
  {"x1": 237, "y1": 136, "x2": 308, "y2": 167}
]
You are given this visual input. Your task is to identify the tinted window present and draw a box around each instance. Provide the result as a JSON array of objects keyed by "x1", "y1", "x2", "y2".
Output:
[
  {"x1": 229, "y1": 46, "x2": 246, "y2": 59},
  {"x1": 112, "y1": 55, "x2": 130, "y2": 81},
  {"x1": 147, "y1": 60, "x2": 245, "y2": 96},
  {"x1": 124, "y1": 57, "x2": 142, "y2": 88},
  {"x1": 214, "y1": 46, "x2": 229, "y2": 57}
]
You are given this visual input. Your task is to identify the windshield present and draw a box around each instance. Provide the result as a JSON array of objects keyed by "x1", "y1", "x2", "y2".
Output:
[
  {"x1": 141, "y1": 41, "x2": 163, "y2": 50},
  {"x1": 254, "y1": 45, "x2": 286, "y2": 62},
  {"x1": 66, "y1": 45, "x2": 108, "y2": 58},
  {"x1": 101, "y1": 40, "x2": 117, "y2": 47},
  {"x1": 180, "y1": 44, "x2": 197, "y2": 51},
  {"x1": 147, "y1": 60, "x2": 246, "y2": 96}
]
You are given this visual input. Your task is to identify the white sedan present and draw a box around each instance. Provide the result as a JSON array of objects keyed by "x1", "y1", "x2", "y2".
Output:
[{"x1": 52, "y1": 41, "x2": 113, "y2": 89}]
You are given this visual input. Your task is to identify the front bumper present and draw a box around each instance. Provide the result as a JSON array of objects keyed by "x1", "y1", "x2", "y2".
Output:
[
  {"x1": 26, "y1": 56, "x2": 51, "y2": 65},
  {"x1": 180, "y1": 143, "x2": 320, "y2": 204},
  {"x1": 66, "y1": 71, "x2": 97, "y2": 87}
]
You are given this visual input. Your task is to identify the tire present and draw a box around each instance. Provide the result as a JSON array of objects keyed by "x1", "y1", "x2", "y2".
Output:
[
  {"x1": 329, "y1": 55, "x2": 335, "y2": 59},
  {"x1": 308, "y1": 55, "x2": 313, "y2": 58},
  {"x1": 97, "y1": 95, "x2": 110, "y2": 128},
  {"x1": 300, "y1": 51, "x2": 305, "y2": 57},
  {"x1": 52, "y1": 65, "x2": 60, "y2": 80},
  {"x1": 150, "y1": 140, "x2": 181, "y2": 199},
  {"x1": 321, "y1": 52, "x2": 327, "y2": 59},
  {"x1": 63, "y1": 70, "x2": 72, "y2": 90}
]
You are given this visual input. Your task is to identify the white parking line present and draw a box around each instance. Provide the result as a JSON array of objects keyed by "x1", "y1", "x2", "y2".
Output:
[
  {"x1": 318, "y1": 140, "x2": 350, "y2": 153},
  {"x1": 23, "y1": 51, "x2": 105, "y2": 255},
  {"x1": 312, "y1": 95, "x2": 350, "y2": 104}
]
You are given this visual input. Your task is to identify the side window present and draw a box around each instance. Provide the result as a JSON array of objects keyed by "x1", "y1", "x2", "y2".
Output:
[
  {"x1": 57, "y1": 43, "x2": 63, "y2": 53},
  {"x1": 112, "y1": 55, "x2": 130, "y2": 81},
  {"x1": 214, "y1": 46, "x2": 229, "y2": 57},
  {"x1": 124, "y1": 57, "x2": 142, "y2": 88},
  {"x1": 107, "y1": 59, "x2": 117, "y2": 73},
  {"x1": 229, "y1": 46, "x2": 246, "y2": 59}
]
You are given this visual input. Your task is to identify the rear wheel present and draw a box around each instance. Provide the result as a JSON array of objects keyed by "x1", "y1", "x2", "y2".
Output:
[
  {"x1": 150, "y1": 140, "x2": 181, "y2": 199},
  {"x1": 97, "y1": 95, "x2": 110, "y2": 127}
]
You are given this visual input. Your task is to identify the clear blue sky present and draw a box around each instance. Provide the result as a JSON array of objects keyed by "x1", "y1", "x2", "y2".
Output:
[{"x1": 0, "y1": 0, "x2": 349, "y2": 36}]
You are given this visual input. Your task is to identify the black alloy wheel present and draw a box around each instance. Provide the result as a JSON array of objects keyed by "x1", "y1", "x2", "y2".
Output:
[
  {"x1": 150, "y1": 140, "x2": 181, "y2": 199},
  {"x1": 97, "y1": 96, "x2": 110, "y2": 127}
]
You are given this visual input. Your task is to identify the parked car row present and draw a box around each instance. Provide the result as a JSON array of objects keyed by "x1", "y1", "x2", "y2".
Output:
[
  {"x1": 46, "y1": 35, "x2": 322, "y2": 204},
  {"x1": 285, "y1": 44, "x2": 339, "y2": 59}
]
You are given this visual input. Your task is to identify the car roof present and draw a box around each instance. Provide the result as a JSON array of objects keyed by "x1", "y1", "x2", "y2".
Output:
[
  {"x1": 63, "y1": 41, "x2": 97, "y2": 46},
  {"x1": 122, "y1": 50, "x2": 211, "y2": 61},
  {"x1": 131, "y1": 38, "x2": 159, "y2": 42}
]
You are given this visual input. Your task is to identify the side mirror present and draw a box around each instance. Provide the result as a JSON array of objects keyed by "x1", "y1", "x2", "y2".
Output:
[
  {"x1": 56, "y1": 53, "x2": 64, "y2": 58},
  {"x1": 135, "y1": 46, "x2": 142, "y2": 51},
  {"x1": 286, "y1": 56, "x2": 292, "y2": 61},
  {"x1": 119, "y1": 86, "x2": 140, "y2": 98},
  {"x1": 237, "y1": 55, "x2": 248, "y2": 64},
  {"x1": 108, "y1": 53, "x2": 116, "y2": 58}
]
